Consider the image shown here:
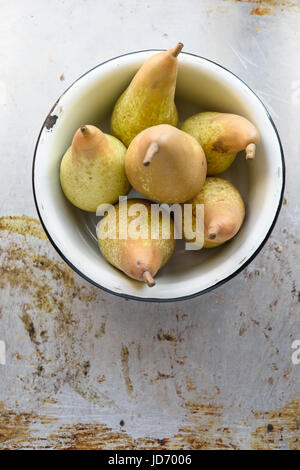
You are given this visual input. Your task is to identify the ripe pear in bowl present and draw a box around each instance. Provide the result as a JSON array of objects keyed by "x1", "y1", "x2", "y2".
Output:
[
  {"x1": 60, "y1": 125, "x2": 130, "y2": 212},
  {"x1": 181, "y1": 112, "x2": 260, "y2": 175},
  {"x1": 110, "y1": 43, "x2": 183, "y2": 147},
  {"x1": 183, "y1": 177, "x2": 245, "y2": 248},
  {"x1": 125, "y1": 124, "x2": 207, "y2": 204},
  {"x1": 97, "y1": 199, "x2": 176, "y2": 286}
]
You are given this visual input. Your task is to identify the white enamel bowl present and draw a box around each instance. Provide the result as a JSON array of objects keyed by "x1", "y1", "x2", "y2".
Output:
[{"x1": 33, "y1": 50, "x2": 285, "y2": 301}]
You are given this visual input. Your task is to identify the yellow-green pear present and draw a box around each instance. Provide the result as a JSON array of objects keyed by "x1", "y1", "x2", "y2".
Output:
[
  {"x1": 110, "y1": 43, "x2": 183, "y2": 147},
  {"x1": 125, "y1": 124, "x2": 207, "y2": 203},
  {"x1": 181, "y1": 112, "x2": 260, "y2": 175},
  {"x1": 183, "y1": 177, "x2": 245, "y2": 248},
  {"x1": 98, "y1": 199, "x2": 175, "y2": 286},
  {"x1": 60, "y1": 125, "x2": 130, "y2": 212}
]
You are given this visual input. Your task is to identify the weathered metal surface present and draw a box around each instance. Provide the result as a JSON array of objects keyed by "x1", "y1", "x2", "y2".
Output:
[{"x1": 0, "y1": 0, "x2": 299, "y2": 450}]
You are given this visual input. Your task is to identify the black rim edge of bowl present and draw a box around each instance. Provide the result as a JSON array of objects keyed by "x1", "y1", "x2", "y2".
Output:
[{"x1": 32, "y1": 49, "x2": 286, "y2": 303}]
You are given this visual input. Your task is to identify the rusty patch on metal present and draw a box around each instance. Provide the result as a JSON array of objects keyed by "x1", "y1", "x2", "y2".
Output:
[
  {"x1": 0, "y1": 216, "x2": 96, "y2": 302},
  {"x1": 95, "y1": 321, "x2": 106, "y2": 338},
  {"x1": 45, "y1": 400, "x2": 233, "y2": 449},
  {"x1": 0, "y1": 400, "x2": 298, "y2": 449},
  {"x1": 0, "y1": 403, "x2": 34, "y2": 446},
  {"x1": 0, "y1": 216, "x2": 47, "y2": 241},
  {"x1": 0, "y1": 216, "x2": 115, "y2": 412},
  {"x1": 0, "y1": 402, "x2": 56, "y2": 449},
  {"x1": 20, "y1": 311, "x2": 38, "y2": 345},
  {"x1": 0, "y1": 245, "x2": 76, "y2": 296},
  {"x1": 97, "y1": 375, "x2": 106, "y2": 384},
  {"x1": 232, "y1": 0, "x2": 297, "y2": 5},
  {"x1": 0, "y1": 217, "x2": 298, "y2": 449},
  {"x1": 121, "y1": 345, "x2": 134, "y2": 397},
  {"x1": 0, "y1": 240, "x2": 95, "y2": 306},
  {"x1": 226, "y1": 0, "x2": 298, "y2": 14},
  {"x1": 250, "y1": 6, "x2": 272, "y2": 14},
  {"x1": 186, "y1": 376, "x2": 197, "y2": 392},
  {"x1": 48, "y1": 400, "x2": 300, "y2": 449},
  {"x1": 157, "y1": 329, "x2": 177, "y2": 342},
  {"x1": 250, "y1": 401, "x2": 300, "y2": 450}
]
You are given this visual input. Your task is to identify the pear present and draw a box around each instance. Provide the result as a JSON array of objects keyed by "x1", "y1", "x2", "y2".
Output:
[
  {"x1": 181, "y1": 112, "x2": 260, "y2": 175},
  {"x1": 110, "y1": 43, "x2": 183, "y2": 147},
  {"x1": 125, "y1": 124, "x2": 207, "y2": 203},
  {"x1": 183, "y1": 177, "x2": 245, "y2": 248},
  {"x1": 98, "y1": 199, "x2": 176, "y2": 286},
  {"x1": 60, "y1": 125, "x2": 130, "y2": 212}
]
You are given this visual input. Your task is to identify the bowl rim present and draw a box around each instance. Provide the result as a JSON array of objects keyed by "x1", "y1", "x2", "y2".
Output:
[{"x1": 32, "y1": 49, "x2": 285, "y2": 303}]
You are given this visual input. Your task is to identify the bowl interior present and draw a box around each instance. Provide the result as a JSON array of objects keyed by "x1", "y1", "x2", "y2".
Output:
[{"x1": 33, "y1": 51, "x2": 283, "y2": 300}]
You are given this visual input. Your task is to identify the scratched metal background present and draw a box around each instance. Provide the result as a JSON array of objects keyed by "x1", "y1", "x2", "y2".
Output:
[{"x1": 0, "y1": 0, "x2": 299, "y2": 450}]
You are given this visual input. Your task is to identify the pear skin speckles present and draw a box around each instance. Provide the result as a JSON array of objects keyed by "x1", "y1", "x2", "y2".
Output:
[
  {"x1": 125, "y1": 124, "x2": 207, "y2": 204},
  {"x1": 97, "y1": 199, "x2": 176, "y2": 285},
  {"x1": 60, "y1": 126, "x2": 130, "y2": 212},
  {"x1": 181, "y1": 112, "x2": 259, "y2": 175},
  {"x1": 111, "y1": 46, "x2": 182, "y2": 147},
  {"x1": 183, "y1": 177, "x2": 245, "y2": 248}
]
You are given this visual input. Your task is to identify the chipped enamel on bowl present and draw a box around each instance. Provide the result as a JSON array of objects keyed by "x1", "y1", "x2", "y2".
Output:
[{"x1": 33, "y1": 50, "x2": 285, "y2": 301}]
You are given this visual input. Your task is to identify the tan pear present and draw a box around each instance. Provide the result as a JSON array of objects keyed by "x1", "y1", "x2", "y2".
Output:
[
  {"x1": 60, "y1": 125, "x2": 130, "y2": 212},
  {"x1": 110, "y1": 43, "x2": 183, "y2": 147},
  {"x1": 181, "y1": 112, "x2": 260, "y2": 175},
  {"x1": 125, "y1": 124, "x2": 207, "y2": 203},
  {"x1": 98, "y1": 199, "x2": 176, "y2": 286},
  {"x1": 183, "y1": 177, "x2": 245, "y2": 248}
]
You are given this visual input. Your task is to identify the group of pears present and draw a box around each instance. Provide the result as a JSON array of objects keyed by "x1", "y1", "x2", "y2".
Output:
[{"x1": 60, "y1": 43, "x2": 259, "y2": 288}]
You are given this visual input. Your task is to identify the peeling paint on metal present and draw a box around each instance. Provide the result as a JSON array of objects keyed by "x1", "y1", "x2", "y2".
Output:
[{"x1": 45, "y1": 114, "x2": 58, "y2": 130}]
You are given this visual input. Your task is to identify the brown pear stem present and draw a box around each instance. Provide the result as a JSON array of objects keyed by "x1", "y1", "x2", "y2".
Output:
[
  {"x1": 80, "y1": 126, "x2": 89, "y2": 135},
  {"x1": 143, "y1": 142, "x2": 160, "y2": 166},
  {"x1": 172, "y1": 42, "x2": 184, "y2": 57},
  {"x1": 207, "y1": 224, "x2": 220, "y2": 240},
  {"x1": 142, "y1": 271, "x2": 156, "y2": 287},
  {"x1": 245, "y1": 143, "x2": 256, "y2": 160}
]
